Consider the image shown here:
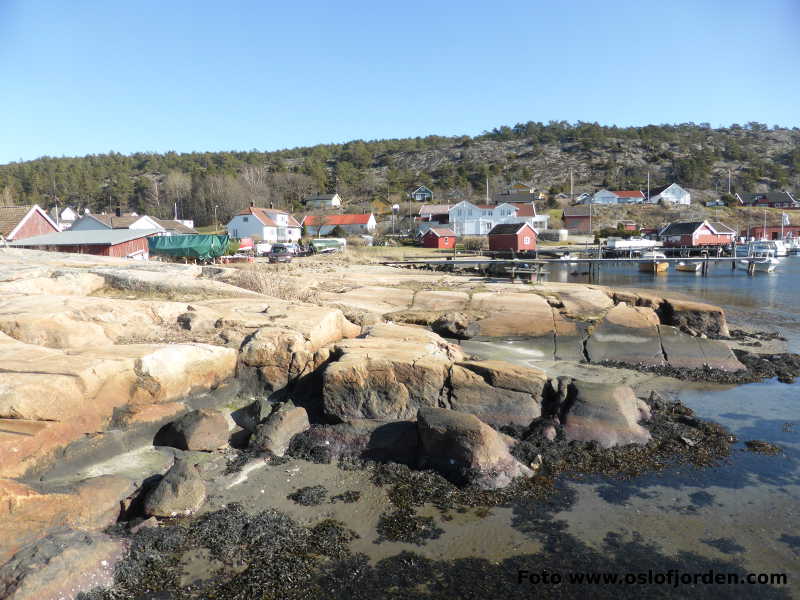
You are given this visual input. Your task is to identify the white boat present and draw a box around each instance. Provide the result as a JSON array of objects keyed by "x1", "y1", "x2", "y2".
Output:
[
  {"x1": 676, "y1": 261, "x2": 702, "y2": 273},
  {"x1": 736, "y1": 240, "x2": 787, "y2": 258},
  {"x1": 606, "y1": 236, "x2": 661, "y2": 250},
  {"x1": 738, "y1": 249, "x2": 779, "y2": 273}
]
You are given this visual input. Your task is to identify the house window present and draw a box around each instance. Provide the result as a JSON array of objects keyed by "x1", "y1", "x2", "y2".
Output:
[
  {"x1": 243, "y1": 216, "x2": 249, "y2": 222},
  {"x1": 524, "y1": 236, "x2": 531, "y2": 245}
]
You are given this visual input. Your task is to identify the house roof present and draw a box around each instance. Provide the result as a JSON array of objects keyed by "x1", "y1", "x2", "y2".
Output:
[
  {"x1": 709, "y1": 221, "x2": 736, "y2": 234},
  {"x1": 419, "y1": 204, "x2": 451, "y2": 216},
  {"x1": 81, "y1": 213, "x2": 146, "y2": 229},
  {"x1": 509, "y1": 202, "x2": 536, "y2": 217},
  {"x1": 154, "y1": 219, "x2": 198, "y2": 234},
  {"x1": 736, "y1": 192, "x2": 797, "y2": 205},
  {"x1": 234, "y1": 207, "x2": 301, "y2": 228},
  {"x1": 410, "y1": 185, "x2": 432, "y2": 194},
  {"x1": 305, "y1": 193, "x2": 339, "y2": 202},
  {"x1": 488, "y1": 223, "x2": 536, "y2": 236},
  {"x1": 10, "y1": 229, "x2": 161, "y2": 247},
  {"x1": 610, "y1": 190, "x2": 645, "y2": 198},
  {"x1": 0, "y1": 206, "x2": 33, "y2": 237},
  {"x1": 562, "y1": 205, "x2": 592, "y2": 217},
  {"x1": 424, "y1": 227, "x2": 456, "y2": 237},
  {"x1": 303, "y1": 213, "x2": 373, "y2": 226}
]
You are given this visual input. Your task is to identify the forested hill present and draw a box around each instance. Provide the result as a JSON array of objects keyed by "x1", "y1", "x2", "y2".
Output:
[{"x1": 1, "y1": 121, "x2": 798, "y2": 227}]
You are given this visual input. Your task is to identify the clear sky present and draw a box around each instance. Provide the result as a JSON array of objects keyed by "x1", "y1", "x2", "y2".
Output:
[{"x1": 1, "y1": 0, "x2": 798, "y2": 164}]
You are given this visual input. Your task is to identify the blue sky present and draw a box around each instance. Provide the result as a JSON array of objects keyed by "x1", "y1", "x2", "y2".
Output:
[{"x1": 1, "y1": 0, "x2": 798, "y2": 164}]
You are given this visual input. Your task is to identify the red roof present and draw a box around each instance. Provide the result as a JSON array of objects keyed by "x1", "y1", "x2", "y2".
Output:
[
  {"x1": 303, "y1": 213, "x2": 373, "y2": 226},
  {"x1": 235, "y1": 207, "x2": 301, "y2": 228},
  {"x1": 424, "y1": 227, "x2": 457, "y2": 237},
  {"x1": 509, "y1": 202, "x2": 536, "y2": 217},
  {"x1": 612, "y1": 191, "x2": 645, "y2": 198}
]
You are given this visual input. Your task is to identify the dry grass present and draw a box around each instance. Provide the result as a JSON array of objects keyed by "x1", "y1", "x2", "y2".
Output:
[{"x1": 234, "y1": 263, "x2": 321, "y2": 303}]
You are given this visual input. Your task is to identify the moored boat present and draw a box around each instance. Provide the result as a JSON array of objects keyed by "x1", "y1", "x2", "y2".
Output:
[
  {"x1": 639, "y1": 251, "x2": 669, "y2": 273},
  {"x1": 676, "y1": 261, "x2": 702, "y2": 272}
]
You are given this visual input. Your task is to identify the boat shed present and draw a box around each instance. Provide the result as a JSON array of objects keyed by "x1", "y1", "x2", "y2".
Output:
[
  {"x1": 421, "y1": 227, "x2": 457, "y2": 249},
  {"x1": 658, "y1": 220, "x2": 735, "y2": 248},
  {"x1": 487, "y1": 222, "x2": 537, "y2": 252},
  {"x1": 10, "y1": 229, "x2": 160, "y2": 259}
]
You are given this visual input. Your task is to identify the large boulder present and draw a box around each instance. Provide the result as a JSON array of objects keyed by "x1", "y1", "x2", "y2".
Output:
[
  {"x1": 558, "y1": 380, "x2": 651, "y2": 448},
  {"x1": 417, "y1": 407, "x2": 532, "y2": 489},
  {"x1": 143, "y1": 458, "x2": 207, "y2": 517},
  {"x1": 322, "y1": 324, "x2": 463, "y2": 422},
  {"x1": 585, "y1": 303, "x2": 666, "y2": 367},
  {"x1": 250, "y1": 402, "x2": 310, "y2": 456},
  {"x1": 448, "y1": 361, "x2": 545, "y2": 427},
  {"x1": 0, "y1": 530, "x2": 127, "y2": 600},
  {"x1": 156, "y1": 408, "x2": 229, "y2": 451},
  {"x1": 659, "y1": 298, "x2": 730, "y2": 337}
]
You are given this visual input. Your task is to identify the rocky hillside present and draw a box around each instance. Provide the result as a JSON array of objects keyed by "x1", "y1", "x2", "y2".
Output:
[{"x1": 0, "y1": 121, "x2": 798, "y2": 226}]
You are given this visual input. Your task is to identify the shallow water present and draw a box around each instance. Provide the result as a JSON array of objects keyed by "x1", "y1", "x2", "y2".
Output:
[{"x1": 456, "y1": 262, "x2": 800, "y2": 594}]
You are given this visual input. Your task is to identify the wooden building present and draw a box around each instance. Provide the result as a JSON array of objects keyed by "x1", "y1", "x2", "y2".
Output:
[
  {"x1": 0, "y1": 205, "x2": 59, "y2": 242},
  {"x1": 9, "y1": 229, "x2": 159, "y2": 259},
  {"x1": 421, "y1": 227, "x2": 457, "y2": 249},
  {"x1": 750, "y1": 225, "x2": 800, "y2": 240},
  {"x1": 562, "y1": 205, "x2": 592, "y2": 233},
  {"x1": 487, "y1": 223, "x2": 537, "y2": 252},
  {"x1": 658, "y1": 220, "x2": 735, "y2": 248}
]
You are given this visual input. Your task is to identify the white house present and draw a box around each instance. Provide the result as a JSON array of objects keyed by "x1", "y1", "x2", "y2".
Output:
[
  {"x1": 649, "y1": 183, "x2": 691, "y2": 205},
  {"x1": 305, "y1": 193, "x2": 342, "y2": 209},
  {"x1": 302, "y1": 213, "x2": 376, "y2": 236},
  {"x1": 409, "y1": 186, "x2": 433, "y2": 202},
  {"x1": 49, "y1": 206, "x2": 79, "y2": 230},
  {"x1": 419, "y1": 201, "x2": 549, "y2": 236},
  {"x1": 590, "y1": 190, "x2": 646, "y2": 204},
  {"x1": 226, "y1": 205, "x2": 302, "y2": 242}
]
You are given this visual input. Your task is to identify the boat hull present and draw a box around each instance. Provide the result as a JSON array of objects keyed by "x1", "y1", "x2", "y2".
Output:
[
  {"x1": 676, "y1": 262, "x2": 702, "y2": 272},
  {"x1": 639, "y1": 262, "x2": 669, "y2": 273}
]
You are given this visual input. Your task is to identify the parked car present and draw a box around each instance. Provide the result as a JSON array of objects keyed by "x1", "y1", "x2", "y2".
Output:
[{"x1": 268, "y1": 244, "x2": 293, "y2": 263}]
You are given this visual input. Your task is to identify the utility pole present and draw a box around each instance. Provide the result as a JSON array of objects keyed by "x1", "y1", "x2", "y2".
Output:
[
  {"x1": 727, "y1": 169, "x2": 732, "y2": 194},
  {"x1": 569, "y1": 168, "x2": 574, "y2": 202},
  {"x1": 485, "y1": 176, "x2": 489, "y2": 204},
  {"x1": 647, "y1": 171, "x2": 650, "y2": 203}
]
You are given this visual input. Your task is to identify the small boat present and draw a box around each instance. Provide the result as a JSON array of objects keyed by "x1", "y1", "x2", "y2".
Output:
[
  {"x1": 639, "y1": 251, "x2": 669, "y2": 273},
  {"x1": 738, "y1": 250, "x2": 779, "y2": 273},
  {"x1": 676, "y1": 261, "x2": 702, "y2": 273}
]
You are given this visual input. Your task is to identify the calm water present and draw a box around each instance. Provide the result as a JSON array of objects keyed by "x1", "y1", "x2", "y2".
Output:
[
  {"x1": 548, "y1": 255, "x2": 800, "y2": 350},
  {"x1": 466, "y1": 257, "x2": 800, "y2": 592}
]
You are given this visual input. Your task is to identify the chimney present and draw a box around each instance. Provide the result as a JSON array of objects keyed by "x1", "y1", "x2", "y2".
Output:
[
  {"x1": 269, "y1": 202, "x2": 274, "y2": 209},
  {"x1": 250, "y1": 201, "x2": 255, "y2": 208},
  {"x1": 115, "y1": 206, "x2": 121, "y2": 217}
]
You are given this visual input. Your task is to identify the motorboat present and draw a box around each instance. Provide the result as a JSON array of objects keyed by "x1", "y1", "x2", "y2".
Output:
[
  {"x1": 639, "y1": 251, "x2": 669, "y2": 273},
  {"x1": 676, "y1": 261, "x2": 702, "y2": 273},
  {"x1": 735, "y1": 240, "x2": 787, "y2": 258},
  {"x1": 738, "y1": 249, "x2": 779, "y2": 273}
]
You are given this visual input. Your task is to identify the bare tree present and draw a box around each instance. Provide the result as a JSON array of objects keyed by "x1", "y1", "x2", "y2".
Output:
[{"x1": 164, "y1": 171, "x2": 190, "y2": 219}]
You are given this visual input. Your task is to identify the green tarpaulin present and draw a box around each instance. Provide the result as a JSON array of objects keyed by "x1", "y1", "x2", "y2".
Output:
[{"x1": 148, "y1": 234, "x2": 230, "y2": 260}]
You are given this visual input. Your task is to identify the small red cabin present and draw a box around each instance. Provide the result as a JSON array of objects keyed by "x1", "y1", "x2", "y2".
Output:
[
  {"x1": 487, "y1": 223, "x2": 537, "y2": 252},
  {"x1": 422, "y1": 227, "x2": 457, "y2": 249}
]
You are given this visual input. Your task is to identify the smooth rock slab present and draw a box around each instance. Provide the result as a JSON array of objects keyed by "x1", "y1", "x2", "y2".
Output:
[
  {"x1": 0, "y1": 530, "x2": 128, "y2": 600},
  {"x1": 659, "y1": 325, "x2": 745, "y2": 372},
  {"x1": 586, "y1": 303, "x2": 665, "y2": 367}
]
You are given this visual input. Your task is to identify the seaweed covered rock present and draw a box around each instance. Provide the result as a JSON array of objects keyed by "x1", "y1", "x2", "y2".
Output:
[
  {"x1": 156, "y1": 408, "x2": 229, "y2": 451},
  {"x1": 143, "y1": 458, "x2": 206, "y2": 517},
  {"x1": 416, "y1": 407, "x2": 532, "y2": 489},
  {"x1": 556, "y1": 380, "x2": 651, "y2": 448},
  {"x1": 250, "y1": 402, "x2": 310, "y2": 457},
  {"x1": 289, "y1": 419, "x2": 419, "y2": 464}
]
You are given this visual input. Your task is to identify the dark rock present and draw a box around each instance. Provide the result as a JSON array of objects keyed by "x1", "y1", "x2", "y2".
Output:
[
  {"x1": 288, "y1": 419, "x2": 419, "y2": 465},
  {"x1": 155, "y1": 408, "x2": 229, "y2": 451},
  {"x1": 416, "y1": 407, "x2": 532, "y2": 489},
  {"x1": 143, "y1": 458, "x2": 207, "y2": 517},
  {"x1": 287, "y1": 485, "x2": 328, "y2": 506},
  {"x1": 0, "y1": 529, "x2": 127, "y2": 600},
  {"x1": 431, "y1": 312, "x2": 480, "y2": 340},
  {"x1": 250, "y1": 402, "x2": 310, "y2": 457},
  {"x1": 744, "y1": 440, "x2": 782, "y2": 455}
]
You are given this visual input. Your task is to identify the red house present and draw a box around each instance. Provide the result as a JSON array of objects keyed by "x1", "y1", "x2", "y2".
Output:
[
  {"x1": 751, "y1": 225, "x2": 800, "y2": 240},
  {"x1": 10, "y1": 229, "x2": 157, "y2": 259},
  {"x1": 658, "y1": 220, "x2": 735, "y2": 247},
  {"x1": 562, "y1": 205, "x2": 592, "y2": 233},
  {"x1": 487, "y1": 223, "x2": 537, "y2": 252},
  {"x1": 422, "y1": 227, "x2": 457, "y2": 248},
  {"x1": 0, "y1": 205, "x2": 59, "y2": 242}
]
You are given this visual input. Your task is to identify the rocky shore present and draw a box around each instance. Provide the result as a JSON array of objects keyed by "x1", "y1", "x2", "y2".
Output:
[{"x1": 0, "y1": 249, "x2": 794, "y2": 599}]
